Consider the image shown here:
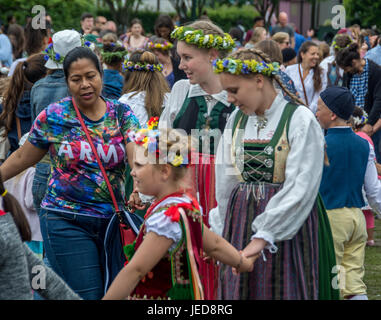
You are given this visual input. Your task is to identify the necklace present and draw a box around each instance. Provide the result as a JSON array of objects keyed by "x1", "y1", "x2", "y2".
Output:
[{"x1": 254, "y1": 115, "x2": 268, "y2": 136}]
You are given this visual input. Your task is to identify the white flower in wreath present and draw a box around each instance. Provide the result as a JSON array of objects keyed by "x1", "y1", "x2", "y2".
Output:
[
  {"x1": 194, "y1": 34, "x2": 201, "y2": 42},
  {"x1": 353, "y1": 116, "x2": 363, "y2": 127},
  {"x1": 203, "y1": 35, "x2": 210, "y2": 45},
  {"x1": 184, "y1": 31, "x2": 193, "y2": 36}
]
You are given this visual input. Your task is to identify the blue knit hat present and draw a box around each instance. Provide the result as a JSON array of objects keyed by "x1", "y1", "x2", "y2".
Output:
[{"x1": 320, "y1": 86, "x2": 355, "y2": 120}]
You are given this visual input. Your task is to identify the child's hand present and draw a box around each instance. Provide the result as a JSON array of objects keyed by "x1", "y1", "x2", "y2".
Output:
[
  {"x1": 202, "y1": 251, "x2": 213, "y2": 264},
  {"x1": 127, "y1": 191, "x2": 146, "y2": 213},
  {"x1": 232, "y1": 251, "x2": 259, "y2": 275}
]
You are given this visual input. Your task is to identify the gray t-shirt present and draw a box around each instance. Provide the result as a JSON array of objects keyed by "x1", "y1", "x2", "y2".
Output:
[
  {"x1": 271, "y1": 25, "x2": 295, "y2": 38},
  {"x1": 0, "y1": 213, "x2": 82, "y2": 300}
]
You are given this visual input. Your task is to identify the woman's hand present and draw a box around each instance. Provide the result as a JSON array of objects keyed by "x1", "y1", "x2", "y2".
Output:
[
  {"x1": 127, "y1": 191, "x2": 146, "y2": 213},
  {"x1": 232, "y1": 251, "x2": 260, "y2": 275},
  {"x1": 242, "y1": 238, "x2": 267, "y2": 259}
]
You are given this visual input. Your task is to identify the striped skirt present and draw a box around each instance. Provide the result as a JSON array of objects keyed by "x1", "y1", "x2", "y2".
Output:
[
  {"x1": 219, "y1": 182, "x2": 339, "y2": 300},
  {"x1": 188, "y1": 152, "x2": 218, "y2": 300}
]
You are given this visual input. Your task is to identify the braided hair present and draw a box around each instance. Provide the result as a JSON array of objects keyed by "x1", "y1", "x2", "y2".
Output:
[{"x1": 228, "y1": 48, "x2": 306, "y2": 106}]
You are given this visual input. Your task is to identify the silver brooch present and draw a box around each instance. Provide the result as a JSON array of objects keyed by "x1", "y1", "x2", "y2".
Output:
[
  {"x1": 264, "y1": 146, "x2": 273, "y2": 155},
  {"x1": 264, "y1": 159, "x2": 273, "y2": 168}
]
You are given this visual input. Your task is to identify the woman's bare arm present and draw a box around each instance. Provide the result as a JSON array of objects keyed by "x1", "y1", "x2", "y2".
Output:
[{"x1": 0, "y1": 141, "x2": 48, "y2": 181}]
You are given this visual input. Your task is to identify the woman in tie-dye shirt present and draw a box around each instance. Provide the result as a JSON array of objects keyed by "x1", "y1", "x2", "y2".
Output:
[{"x1": 0, "y1": 47, "x2": 140, "y2": 299}]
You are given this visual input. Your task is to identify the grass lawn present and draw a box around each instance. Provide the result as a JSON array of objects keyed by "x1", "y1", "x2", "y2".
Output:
[{"x1": 364, "y1": 216, "x2": 381, "y2": 300}]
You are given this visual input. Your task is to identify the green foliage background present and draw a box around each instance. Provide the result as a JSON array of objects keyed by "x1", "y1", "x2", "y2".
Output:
[
  {"x1": 343, "y1": 0, "x2": 381, "y2": 27},
  {"x1": 0, "y1": 0, "x2": 97, "y2": 32},
  {"x1": 1, "y1": 0, "x2": 258, "y2": 35}
]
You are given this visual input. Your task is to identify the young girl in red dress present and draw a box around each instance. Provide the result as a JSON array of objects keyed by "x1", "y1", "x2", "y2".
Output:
[{"x1": 103, "y1": 123, "x2": 257, "y2": 300}]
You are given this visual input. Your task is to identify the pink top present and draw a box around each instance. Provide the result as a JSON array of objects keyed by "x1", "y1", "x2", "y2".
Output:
[
  {"x1": 2, "y1": 168, "x2": 42, "y2": 241},
  {"x1": 356, "y1": 131, "x2": 381, "y2": 179}
]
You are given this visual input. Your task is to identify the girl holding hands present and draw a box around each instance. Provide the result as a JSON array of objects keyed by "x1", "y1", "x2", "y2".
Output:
[
  {"x1": 210, "y1": 48, "x2": 339, "y2": 300},
  {"x1": 103, "y1": 123, "x2": 257, "y2": 300}
]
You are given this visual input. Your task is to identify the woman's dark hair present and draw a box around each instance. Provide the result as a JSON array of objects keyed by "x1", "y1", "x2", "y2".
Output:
[
  {"x1": 130, "y1": 18, "x2": 144, "y2": 30},
  {"x1": 63, "y1": 46, "x2": 103, "y2": 81},
  {"x1": 24, "y1": 21, "x2": 49, "y2": 56},
  {"x1": 298, "y1": 41, "x2": 322, "y2": 92},
  {"x1": 336, "y1": 43, "x2": 361, "y2": 69},
  {"x1": 333, "y1": 34, "x2": 353, "y2": 55},
  {"x1": 7, "y1": 24, "x2": 25, "y2": 59},
  {"x1": 0, "y1": 54, "x2": 47, "y2": 136},
  {"x1": 0, "y1": 171, "x2": 31, "y2": 242},
  {"x1": 154, "y1": 14, "x2": 175, "y2": 38}
]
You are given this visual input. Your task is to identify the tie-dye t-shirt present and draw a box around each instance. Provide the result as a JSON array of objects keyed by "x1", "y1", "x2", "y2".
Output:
[{"x1": 28, "y1": 96, "x2": 140, "y2": 218}]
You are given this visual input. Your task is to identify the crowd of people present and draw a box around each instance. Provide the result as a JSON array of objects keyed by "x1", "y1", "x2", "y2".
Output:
[{"x1": 0, "y1": 8, "x2": 380, "y2": 301}]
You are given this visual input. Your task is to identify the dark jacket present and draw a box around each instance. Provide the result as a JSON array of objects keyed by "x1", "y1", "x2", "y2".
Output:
[
  {"x1": 0, "y1": 90, "x2": 32, "y2": 153},
  {"x1": 343, "y1": 59, "x2": 381, "y2": 126},
  {"x1": 30, "y1": 69, "x2": 69, "y2": 120},
  {"x1": 102, "y1": 69, "x2": 124, "y2": 100}
]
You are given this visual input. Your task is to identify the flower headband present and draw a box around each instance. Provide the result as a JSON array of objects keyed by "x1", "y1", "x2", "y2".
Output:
[
  {"x1": 213, "y1": 58, "x2": 280, "y2": 77},
  {"x1": 332, "y1": 37, "x2": 353, "y2": 51},
  {"x1": 43, "y1": 37, "x2": 93, "y2": 64},
  {"x1": 123, "y1": 60, "x2": 163, "y2": 72},
  {"x1": 101, "y1": 45, "x2": 128, "y2": 64},
  {"x1": 128, "y1": 117, "x2": 190, "y2": 168},
  {"x1": 148, "y1": 41, "x2": 173, "y2": 51},
  {"x1": 352, "y1": 111, "x2": 368, "y2": 127},
  {"x1": 171, "y1": 26, "x2": 235, "y2": 51}
]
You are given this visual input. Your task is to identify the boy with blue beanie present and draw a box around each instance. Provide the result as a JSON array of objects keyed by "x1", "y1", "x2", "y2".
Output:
[{"x1": 316, "y1": 86, "x2": 381, "y2": 300}]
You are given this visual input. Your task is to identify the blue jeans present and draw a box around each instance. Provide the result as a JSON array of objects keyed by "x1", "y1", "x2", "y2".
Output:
[
  {"x1": 38, "y1": 208, "x2": 111, "y2": 300},
  {"x1": 32, "y1": 162, "x2": 51, "y2": 212}
]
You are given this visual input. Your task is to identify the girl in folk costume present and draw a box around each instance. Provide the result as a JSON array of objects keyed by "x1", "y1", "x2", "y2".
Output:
[
  {"x1": 103, "y1": 124, "x2": 257, "y2": 300},
  {"x1": 209, "y1": 48, "x2": 339, "y2": 300},
  {"x1": 158, "y1": 20, "x2": 237, "y2": 298},
  {"x1": 119, "y1": 50, "x2": 170, "y2": 216}
]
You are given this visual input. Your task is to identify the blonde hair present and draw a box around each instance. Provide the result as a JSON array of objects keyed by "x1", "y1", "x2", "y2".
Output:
[
  {"x1": 228, "y1": 48, "x2": 305, "y2": 106},
  {"x1": 272, "y1": 32, "x2": 289, "y2": 45},
  {"x1": 102, "y1": 32, "x2": 118, "y2": 44},
  {"x1": 185, "y1": 20, "x2": 230, "y2": 58},
  {"x1": 123, "y1": 50, "x2": 170, "y2": 118},
  {"x1": 139, "y1": 129, "x2": 193, "y2": 187},
  {"x1": 249, "y1": 27, "x2": 266, "y2": 45}
]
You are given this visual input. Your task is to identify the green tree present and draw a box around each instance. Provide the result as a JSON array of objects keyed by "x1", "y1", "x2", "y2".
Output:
[
  {"x1": 0, "y1": 0, "x2": 96, "y2": 32},
  {"x1": 168, "y1": 0, "x2": 208, "y2": 23},
  {"x1": 99, "y1": 0, "x2": 142, "y2": 32},
  {"x1": 249, "y1": 0, "x2": 280, "y2": 28},
  {"x1": 343, "y1": 0, "x2": 381, "y2": 27}
]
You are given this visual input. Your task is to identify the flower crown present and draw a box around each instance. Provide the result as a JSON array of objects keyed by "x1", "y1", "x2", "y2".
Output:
[
  {"x1": 123, "y1": 60, "x2": 163, "y2": 72},
  {"x1": 101, "y1": 44, "x2": 128, "y2": 64},
  {"x1": 332, "y1": 37, "x2": 353, "y2": 51},
  {"x1": 213, "y1": 58, "x2": 280, "y2": 77},
  {"x1": 128, "y1": 117, "x2": 190, "y2": 168},
  {"x1": 147, "y1": 41, "x2": 173, "y2": 51},
  {"x1": 352, "y1": 111, "x2": 368, "y2": 127},
  {"x1": 171, "y1": 26, "x2": 235, "y2": 51},
  {"x1": 43, "y1": 37, "x2": 93, "y2": 64}
]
